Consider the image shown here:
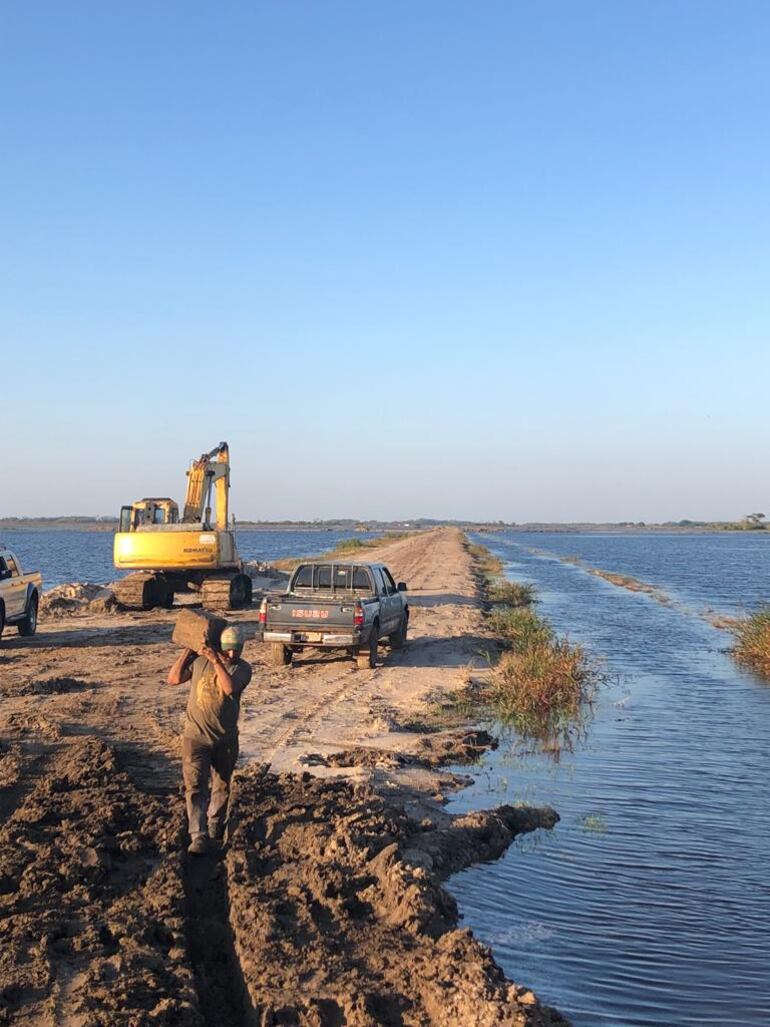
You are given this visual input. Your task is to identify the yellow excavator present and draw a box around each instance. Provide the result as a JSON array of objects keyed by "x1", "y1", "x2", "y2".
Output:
[{"x1": 113, "y1": 442, "x2": 252, "y2": 610}]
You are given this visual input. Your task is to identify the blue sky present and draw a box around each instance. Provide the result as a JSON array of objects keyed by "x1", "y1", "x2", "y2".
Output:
[{"x1": 2, "y1": 1, "x2": 768, "y2": 521}]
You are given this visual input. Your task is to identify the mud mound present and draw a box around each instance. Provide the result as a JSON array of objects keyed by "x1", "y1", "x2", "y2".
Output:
[
  {"x1": 1, "y1": 676, "x2": 92, "y2": 699},
  {"x1": 40, "y1": 582, "x2": 117, "y2": 617},
  {"x1": 225, "y1": 765, "x2": 565, "y2": 1026},
  {"x1": 0, "y1": 738, "x2": 201, "y2": 1026},
  {"x1": 315, "y1": 730, "x2": 498, "y2": 772}
]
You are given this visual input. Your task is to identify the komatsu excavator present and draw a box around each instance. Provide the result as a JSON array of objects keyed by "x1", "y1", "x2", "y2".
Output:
[{"x1": 112, "y1": 442, "x2": 252, "y2": 611}]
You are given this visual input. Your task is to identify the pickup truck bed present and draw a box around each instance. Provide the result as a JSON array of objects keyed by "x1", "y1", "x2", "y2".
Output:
[{"x1": 258, "y1": 561, "x2": 408, "y2": 669}]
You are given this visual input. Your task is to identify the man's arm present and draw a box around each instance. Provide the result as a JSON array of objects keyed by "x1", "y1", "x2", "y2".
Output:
[
  {"x1": 200, "y1": 646, "x2": 241, "y2": 696},
  {"x1": 168, "y1": 648, "x2": 197, "y2": 686}
]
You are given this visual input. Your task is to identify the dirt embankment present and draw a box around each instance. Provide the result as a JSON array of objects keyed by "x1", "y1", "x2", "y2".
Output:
[{"x1": 0, "y1": 528, "x2": 567, "y2": 1026}]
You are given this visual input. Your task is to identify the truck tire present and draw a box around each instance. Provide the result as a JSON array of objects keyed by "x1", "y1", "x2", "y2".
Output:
[
  {"x1": 270, "y1": 642, "x2": 292, "y2": 667},
  {"x1": 18, "y1": 594, "x2": 38, "y2": 637},
  {"x1": 389, "y1": 614, "x2": 408, "y2": 650},
  {"x1": 356, "y1": 622, "x2": 378, "y2": 670},
  {"x1": 0, "y1": 602, "x2": 5, "y2": 640}
]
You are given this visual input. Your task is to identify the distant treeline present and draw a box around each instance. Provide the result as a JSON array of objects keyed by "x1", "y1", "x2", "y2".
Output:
[{"x1": 1, "y1": 516, "x2": 767, "y2": 534}]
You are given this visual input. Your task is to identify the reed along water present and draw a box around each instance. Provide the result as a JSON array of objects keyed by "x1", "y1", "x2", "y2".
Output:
[{"x1": 448, "y1": 532, "x2": 770, "y2": 1026}]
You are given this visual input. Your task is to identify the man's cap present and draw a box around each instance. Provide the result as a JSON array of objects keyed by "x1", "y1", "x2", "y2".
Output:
[{"x1": 220, "y1": 626, "x2": 244, "y2": 650}]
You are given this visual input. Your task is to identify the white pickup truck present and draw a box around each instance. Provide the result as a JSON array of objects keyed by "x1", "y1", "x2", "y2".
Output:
[{"x1": 0, "y1": 547, "x2": 42, "y2": 639}]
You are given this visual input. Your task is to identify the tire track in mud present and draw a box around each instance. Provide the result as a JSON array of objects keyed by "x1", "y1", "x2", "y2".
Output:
[{"x1": 261, "y1": 662, "x2": 372, "y2": 766}]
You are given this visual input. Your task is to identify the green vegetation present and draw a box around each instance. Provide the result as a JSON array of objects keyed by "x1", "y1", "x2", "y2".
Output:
[
  {"x1": 488, "y1": 579, "x2": 535, "y2": 607},
  {"x1": 733, "y1": 608, "x2": 770, "y2": 678},
  {"x1": 466, "y1": 541, "x2": 504, "y2": 578},
  {"x1": 487, "y1": 607, "x2": 598, "y2": 739},
  {"x1": 463, "y1": 537, "x2": 603, "y2": 746}
]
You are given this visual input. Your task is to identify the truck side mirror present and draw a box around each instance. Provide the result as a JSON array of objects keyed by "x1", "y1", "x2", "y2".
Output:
[{"x1": 397, "y1": 582, "x2": 407, "y2": 592}]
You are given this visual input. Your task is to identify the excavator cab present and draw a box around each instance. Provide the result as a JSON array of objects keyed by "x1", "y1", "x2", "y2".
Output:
[{"x1": 119, "y1": 499, "x2": 180, "y2": 533}]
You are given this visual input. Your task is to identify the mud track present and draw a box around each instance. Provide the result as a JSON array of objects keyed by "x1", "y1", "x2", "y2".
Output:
[{"x1": 1, "y1": 528, "x2": 568, "y2": 1026}]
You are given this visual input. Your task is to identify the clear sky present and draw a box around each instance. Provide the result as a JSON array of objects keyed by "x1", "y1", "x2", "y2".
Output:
[{"x1": 2, "y1": 1, "x2": 768, "y2": 522}]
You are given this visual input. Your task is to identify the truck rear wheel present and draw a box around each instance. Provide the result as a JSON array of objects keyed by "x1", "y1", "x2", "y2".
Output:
[
  {"x1": 356, "y1": 624, "x2": 378, "y2": 670},
  {"x1": 0, "y1": 603, "x2": 5, "y2": 639},
  {"x1": 18, "y1": 595, "x2": 38, "y2": 637},
  {"x1": 270, "y1": 643, "x2": 292, "y2": 667}
]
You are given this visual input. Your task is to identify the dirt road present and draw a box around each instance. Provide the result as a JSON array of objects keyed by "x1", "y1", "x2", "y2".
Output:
[{"x1": 0, "y1": 528, "x2": 567, "y2": 1026}]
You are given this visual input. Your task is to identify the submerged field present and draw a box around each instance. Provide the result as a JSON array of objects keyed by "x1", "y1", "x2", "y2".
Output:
[{"x1": 448, "y1": 531, "x2": 770, "y2": 1027}]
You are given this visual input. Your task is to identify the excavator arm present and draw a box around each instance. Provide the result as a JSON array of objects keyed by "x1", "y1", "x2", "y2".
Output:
[{"x1": 182, "y1": 442, "x2": 230, "y2": 527}]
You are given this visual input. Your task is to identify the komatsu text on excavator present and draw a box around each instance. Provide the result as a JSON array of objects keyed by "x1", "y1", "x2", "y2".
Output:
[{"x1": 113, "y1": 442, "x2": 252, "y2": 611}]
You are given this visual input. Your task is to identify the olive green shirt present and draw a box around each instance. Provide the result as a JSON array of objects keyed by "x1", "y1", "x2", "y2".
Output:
[{"x1": 183, "y1": 655, "x2": 252, "y2": 744}]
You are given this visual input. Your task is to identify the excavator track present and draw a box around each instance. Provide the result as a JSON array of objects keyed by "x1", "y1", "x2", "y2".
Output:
[
  {"x1": 113, "y1": 572, "x2": 162, "y2": 610},
  {"x1": 200, "y1": 573, "x2": 252, "y2": 611}
]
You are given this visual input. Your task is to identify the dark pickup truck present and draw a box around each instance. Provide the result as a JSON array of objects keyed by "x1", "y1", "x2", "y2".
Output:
[{"x1": 257, "y1": 561, "x2": 409, "y2": 669}]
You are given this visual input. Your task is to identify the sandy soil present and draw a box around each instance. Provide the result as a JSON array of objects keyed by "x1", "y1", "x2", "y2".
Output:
[{"x1": 0, "y1": 528, "x2": 568, "y2": 1026}]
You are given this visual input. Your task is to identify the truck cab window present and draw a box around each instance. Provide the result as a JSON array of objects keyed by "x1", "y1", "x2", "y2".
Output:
[
  {"x1": 353, "y1": 568, "x2": 371, "y2": 590},
  {"x1": 382, "y1": 568, "x2": 397, "y2": 594},
  {"x1": 294, "y1": 565, "x2": 313, "y2": 588},
  {"x1": 372, "y1": 567, "x2": 387, "y2": 595},
  {"x1": 334, "y1": 566, "x2": 351, "y2": 589},
  {"x1": 316, "y1": 566, "x2": 332, "y2": 589}
]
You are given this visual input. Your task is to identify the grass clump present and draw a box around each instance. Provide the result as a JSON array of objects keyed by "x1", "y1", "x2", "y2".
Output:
[
  {"x1": 466, "y1": 542, "x2": 504, "y2": 578},
  {"x1": 733, "y1": 608, "x2": 770, "y2": 678},
  {"x1": 488, "y1": 579, "x2": 535, "y2": 607},
  {"x1": 489, "y1": 612, "x2": 596, "y2": 735},
  {"x1": 464, "y1": 538, "x2": 602, "y2": 746}
]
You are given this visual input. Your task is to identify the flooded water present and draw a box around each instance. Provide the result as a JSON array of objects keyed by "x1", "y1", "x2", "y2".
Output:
[
  {"x1": 449, "y1": 532, "x2": 770, "y2": 1026},
  {"x1": 2, "y1": 529, "x2": 373, "y2": 588}
]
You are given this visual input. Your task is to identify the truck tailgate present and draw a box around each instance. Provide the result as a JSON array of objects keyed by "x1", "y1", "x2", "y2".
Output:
[{"x1": 265, "y1": 595, "x2": 358, "y2": 631}]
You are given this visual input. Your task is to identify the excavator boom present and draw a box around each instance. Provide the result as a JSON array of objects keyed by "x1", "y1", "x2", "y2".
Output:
[{"x1": 182, "y1": 442, "x2": 230, "y2": 527}]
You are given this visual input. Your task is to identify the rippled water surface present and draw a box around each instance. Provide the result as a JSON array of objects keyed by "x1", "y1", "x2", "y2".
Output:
[
  {"x1": 2, "y1": 529, "x2": 373, "y2": 587},
  {"x1": 449, "y1": 533, "x2": 770, "y2": 1026}
]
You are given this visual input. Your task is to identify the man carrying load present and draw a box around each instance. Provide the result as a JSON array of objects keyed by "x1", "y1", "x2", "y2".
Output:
[{"x1": 167, "y1": 625, "x2": 252, "y2": 855}]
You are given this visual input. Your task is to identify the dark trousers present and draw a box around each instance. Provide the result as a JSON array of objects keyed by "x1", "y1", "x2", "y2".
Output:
[{"x1": 182, "y1": 734, "x2": 238, "y2": 841}]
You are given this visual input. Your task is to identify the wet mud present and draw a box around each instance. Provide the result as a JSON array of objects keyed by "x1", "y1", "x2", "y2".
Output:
[{"x1": 0, "y1": 737, "x2": 564, "y2": 1027}]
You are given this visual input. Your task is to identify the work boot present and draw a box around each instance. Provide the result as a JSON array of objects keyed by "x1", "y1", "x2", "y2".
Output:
[{"x1": 187, "y1": 834, "x2": 209, "y2": 856}]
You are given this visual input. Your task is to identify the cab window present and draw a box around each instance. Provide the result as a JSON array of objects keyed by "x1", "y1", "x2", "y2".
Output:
[
  {"x1": 6, "y1": 556, "x2": 18, "y2": 576},
  {"x1": 382, "y1": 568, "x2": 397, "y2": 595},
  {"x1": 316, "y1": 566, "x2": 332, "y2": 589},
  {"x1": 333, "y1": 565, "x2": 352, "y2": 590},
  {"x1": 294, "y1": 565, "x2": 313, "y2": 588},
  {"x1": 371, "y1": 567, "x2": 387, "y2": 595},
  {"x1": 353, "y1": 567, "x2": 372, "y2": 590}
]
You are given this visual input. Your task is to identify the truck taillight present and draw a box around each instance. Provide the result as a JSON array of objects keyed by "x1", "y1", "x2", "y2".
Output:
[
  {"x1": 258, "y1": 598, "x2": 267, "y2": 625},
  {"x1": 354, "y1": 601, "x2": 364, "y2": 627}
]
